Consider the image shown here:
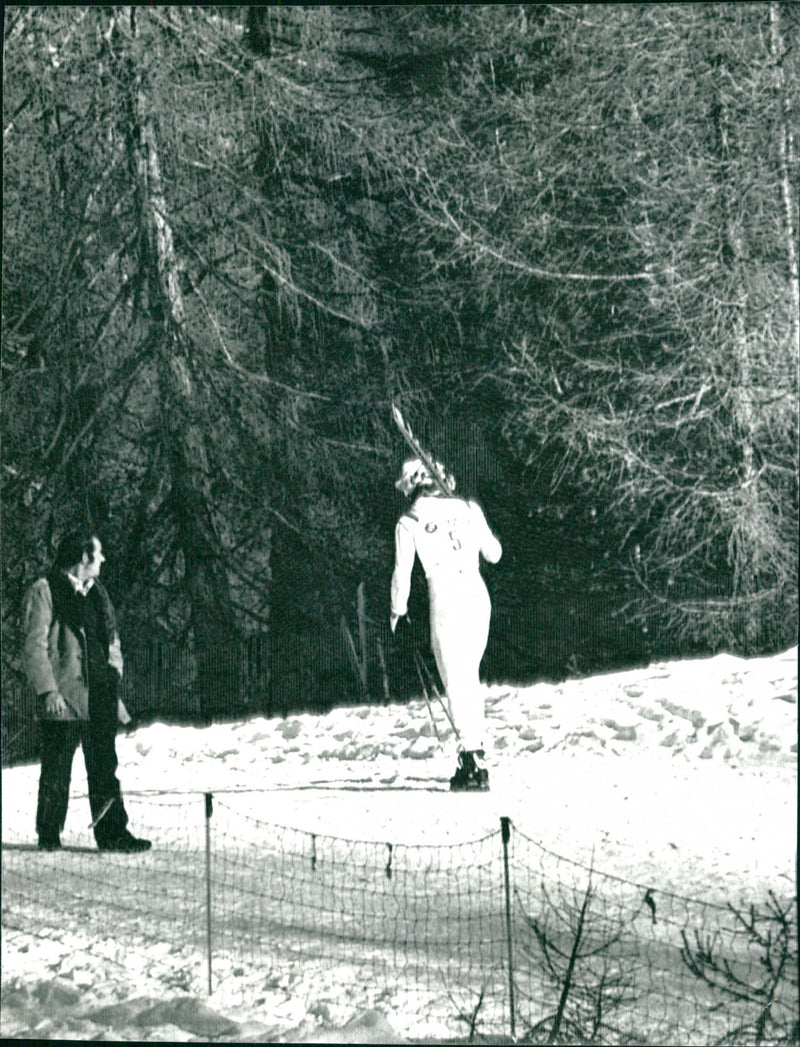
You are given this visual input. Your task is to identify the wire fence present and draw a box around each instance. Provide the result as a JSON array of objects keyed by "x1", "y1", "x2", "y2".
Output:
[{"x1": 2, "y1": 790, "x2": 797, "y2": 1045}]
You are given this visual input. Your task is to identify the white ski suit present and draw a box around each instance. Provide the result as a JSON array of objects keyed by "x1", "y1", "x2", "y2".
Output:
[{"x1": 391, "y1": 493, "x2": 502, "y2": 751}]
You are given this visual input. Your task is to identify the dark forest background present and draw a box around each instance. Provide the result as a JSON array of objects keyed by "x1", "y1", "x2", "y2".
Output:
[{"x1": 2, "y1": 5, "x2": 797, "y2": 755}]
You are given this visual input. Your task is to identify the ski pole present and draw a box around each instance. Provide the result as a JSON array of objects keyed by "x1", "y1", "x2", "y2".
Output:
[
  {"x1": 414, "y1": 650, "x2": 460, "y2": 743},
  {"x1": 413, "y1": 651, "x2": 442, "y2": 744},
  {"x1": 88, "y1": 797, "x2": 115, "y2": 830}
]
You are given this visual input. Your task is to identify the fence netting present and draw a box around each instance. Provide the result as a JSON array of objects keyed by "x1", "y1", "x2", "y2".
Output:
[{"x1": 2, "y1": 791, "x2": 797, "y2": 1045}]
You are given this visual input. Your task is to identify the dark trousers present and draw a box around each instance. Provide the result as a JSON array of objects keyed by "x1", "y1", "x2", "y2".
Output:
[{"x1": 36, "y1": 676, "x2": 129, "y2": 846}]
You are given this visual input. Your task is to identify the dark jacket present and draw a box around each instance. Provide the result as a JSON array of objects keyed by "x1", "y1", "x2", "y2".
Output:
[{"x1": 22, "y1": 575, "x2": 130, "y2": 723}]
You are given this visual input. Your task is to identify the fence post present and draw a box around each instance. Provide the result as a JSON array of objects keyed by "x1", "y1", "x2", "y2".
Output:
[
  {"x1": 205, "y1": 792, "x2": 213, "y2": 995},
  {"x1": 501, "y1": 816, "x2": 516, "y2": 1041}
]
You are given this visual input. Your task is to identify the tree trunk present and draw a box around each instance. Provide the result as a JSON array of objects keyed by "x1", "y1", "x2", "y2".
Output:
[
  {"x1": 122, "y1": 8, "x2": 239, "y2": 717},
  {"x1": 770, "y1": 1, "x2": 800, "y2": 359}
]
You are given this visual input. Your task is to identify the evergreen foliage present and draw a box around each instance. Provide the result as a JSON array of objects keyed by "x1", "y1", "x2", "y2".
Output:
[{"x1": 3, "y1": 5, "x2": 797, "y2": 711}]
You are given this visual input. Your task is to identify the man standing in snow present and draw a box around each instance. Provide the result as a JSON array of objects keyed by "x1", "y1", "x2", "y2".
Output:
[
  {"x1": 390, "y1": 459, "x2": 502, "y2": 790},
  {"x1": 22, "y1": 529, "x2": 151, "y2": 852}
]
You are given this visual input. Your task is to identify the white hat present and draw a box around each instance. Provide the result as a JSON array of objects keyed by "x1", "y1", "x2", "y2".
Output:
[
  {"x1": 395, "y1": 458, "x2": 430, "y2": 496},
  {"x1": 395, "y1": 458, "x2": 455, "y2": 496}
]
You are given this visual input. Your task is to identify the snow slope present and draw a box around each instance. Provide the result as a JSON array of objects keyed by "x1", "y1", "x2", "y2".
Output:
[{"x1": 1, "y1": 646, "x2": 796, "y2": 1042}]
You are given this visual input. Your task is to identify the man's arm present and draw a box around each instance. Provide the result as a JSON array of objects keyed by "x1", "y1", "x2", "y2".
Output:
[
  {"x1": 22, "y1": 580, "x2": 59, "y2": 696},
  {"x1": 108, "y1": 633, "x2": 124, "y2": 678},
  {"x1": 94, "y1": 581, "x2": 130, "y2": 724},
  {"x1": 22, "y1": 579, "x2": 68, "y2": 717},
  {"x1": 468, "y1": 500, "x2": 502, "y2": 564},
  {"x1": 95, "y1": 580, "x2": 124, "y2": 678}
]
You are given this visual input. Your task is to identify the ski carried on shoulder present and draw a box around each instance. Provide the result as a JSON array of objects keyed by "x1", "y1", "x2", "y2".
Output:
[{"x1": 391, "y1": 402, "x2": 453, "y2": 498}]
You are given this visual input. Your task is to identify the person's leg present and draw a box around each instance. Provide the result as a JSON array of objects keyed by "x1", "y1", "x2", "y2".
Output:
[
  {"x1": 36, "y1": 721, "x2": 80, "y2": 847},
  {"x1": 431, "y1": 581, "x2": 491, "y2": 751},
  {"x1": 436, "y1": 658, "x2": 485, "y2": 749},
  {"x1": 430, "y1": 580, "x2": 492, "y2": 791},
  {"x1": 83, "y1": 677, "x2": 128, "y2": 845}
]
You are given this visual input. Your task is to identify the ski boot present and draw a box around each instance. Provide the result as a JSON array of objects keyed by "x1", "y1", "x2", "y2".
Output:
[{"x1": 449, "y1": 749, "x2": 490, "y2": 792}]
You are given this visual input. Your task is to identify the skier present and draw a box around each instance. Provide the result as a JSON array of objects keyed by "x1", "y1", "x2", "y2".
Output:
[{"x1": 390, "y1": 458, "x2": 502, "y2": 790}]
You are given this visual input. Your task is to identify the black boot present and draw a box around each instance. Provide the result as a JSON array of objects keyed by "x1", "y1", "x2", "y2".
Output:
[
  {"x1": 470, "y1": 749, "x2": 490, "y2": 790},
  {"x1": 97, "y1": 829, "x2": 151, "y2": 853},
  {"x1": 449, "y1": 750, "x2": 490, "y2": 792},
  {"x1": 449, "y1": 750, "x2": 470, "y2": 790}
]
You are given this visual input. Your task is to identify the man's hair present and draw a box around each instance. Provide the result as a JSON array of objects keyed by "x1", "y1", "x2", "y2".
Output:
[{"x1": 52, "y1": 530, "x2": 99, "y2": 570}]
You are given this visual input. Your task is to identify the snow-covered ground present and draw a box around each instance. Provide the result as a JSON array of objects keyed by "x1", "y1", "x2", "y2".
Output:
[{"x1": 2, "y1": 646, "x2": 796, "y2": 1042}]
